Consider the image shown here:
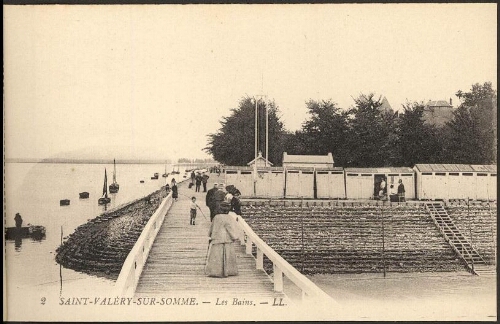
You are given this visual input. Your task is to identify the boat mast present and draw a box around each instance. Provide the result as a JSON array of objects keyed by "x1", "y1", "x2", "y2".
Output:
[
  {"x1": 103, "y1": 169, "x2": 108, "y2": 198},
  {"x1": 113, "y1": 159, "x2": 117, "y2": 183}
]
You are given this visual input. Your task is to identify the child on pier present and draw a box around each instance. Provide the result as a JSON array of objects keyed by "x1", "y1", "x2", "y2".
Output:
[{"x1": 190, "y1": 196, "x2": 198, "y2": 225}]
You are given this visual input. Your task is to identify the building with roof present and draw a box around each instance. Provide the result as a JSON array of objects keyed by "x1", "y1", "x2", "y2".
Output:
[
  {"x1": 282, "y1": 152, "x2": 334, "y2": 169},
  {"x1": 247, "y1": 151, "x2": 273, "y2": 168},
  {"x1": 413, "y1": 164, "x2": 496, "y2": 200},
  {"x1": 423, "y1": 99, "x2": 454, "y2": 126}
]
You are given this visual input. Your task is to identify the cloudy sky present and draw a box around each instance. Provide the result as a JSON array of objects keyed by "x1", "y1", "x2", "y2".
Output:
[{"x1": 4, "y1": 4, "x2": 496, "y2": 161}]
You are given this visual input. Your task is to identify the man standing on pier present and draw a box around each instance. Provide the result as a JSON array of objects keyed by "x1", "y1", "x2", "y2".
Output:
[
  {"x1": 190, "y1": 171, "x2": 196, "y2": 185},
  {"x1": 206, "y1": 183, "x2": 218, "y2": 221},
  {"x1": 202, "y1": 172, "x2": 209, "y2": 192}
]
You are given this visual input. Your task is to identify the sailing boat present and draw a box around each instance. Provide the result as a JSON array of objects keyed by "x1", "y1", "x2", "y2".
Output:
[
  {"x1": 98, "y1": 168, "x2": 111, "y2": 205},
  {"x1": 109, "y1": 159, "x2": 120, "y2": 193},
  {"x1": 162, "y1": 164, "x2": 168, "y2": 178}
]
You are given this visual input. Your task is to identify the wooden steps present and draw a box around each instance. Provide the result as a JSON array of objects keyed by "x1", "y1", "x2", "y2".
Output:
[
  {"x1": 425, "y1": 202, "x2": 489, "y2": 275},
  {"x1": 135, "y1": 178, "x2": 287, "y2": 301},
  {"x1": 471, "y1": 264, "x2": 497, "y2": 277}
]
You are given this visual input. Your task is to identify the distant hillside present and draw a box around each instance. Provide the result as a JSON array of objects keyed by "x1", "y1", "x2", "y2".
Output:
[
  {"x1": 6, "y1": 157, "x2": 171, "y2": 164},
  {"x1": 5, "y1": 157, "x2": 43, "y2": 163},
  {"x1": 5, "y1": 145, "x2": 173, "y2": 164}
]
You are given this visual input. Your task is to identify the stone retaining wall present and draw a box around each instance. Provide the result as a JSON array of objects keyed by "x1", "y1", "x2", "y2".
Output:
[
  {"x1": 241, "y1": 203, "x2": 465, "y2": 274},
  {"x1": 55, "y1": 188, "x2": 167, "y2": 279}
]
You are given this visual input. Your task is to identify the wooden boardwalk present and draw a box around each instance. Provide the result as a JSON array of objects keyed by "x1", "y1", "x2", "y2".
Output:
[{"x1": 136, "y1": 176, "x2": 286, "y2": 300}]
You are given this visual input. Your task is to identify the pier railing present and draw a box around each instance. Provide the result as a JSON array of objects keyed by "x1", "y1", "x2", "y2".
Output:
[
  {"x1": 114, "y1": 178, "x2": 189, "y2": 296},
  {"x1": 231, "y1": 212, "x2": 337, "y2": 305}
]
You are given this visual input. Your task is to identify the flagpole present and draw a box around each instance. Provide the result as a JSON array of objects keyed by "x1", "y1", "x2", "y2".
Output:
[{"x1": 266, "y1": 101, "x2": 269, "y2": 167}]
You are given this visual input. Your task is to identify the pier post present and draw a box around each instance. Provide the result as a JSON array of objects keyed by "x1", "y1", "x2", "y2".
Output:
[
  {"x1": 256, "y1": 248, "x2": 264, "y2": 270},
  {"x1": 246, "y1": 238, "x2": 253, "y2": 255},
  {"x1": 273, "y1": 264, "x2": 283, "y2": 292}
]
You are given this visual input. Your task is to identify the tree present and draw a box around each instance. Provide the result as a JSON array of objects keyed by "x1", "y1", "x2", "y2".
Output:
[
  {"x1": 444, "y1": 82, "x2": 497, "y2": 164},
  {"x1": 396, "y1": 102, "x2": 444, "y2": 166},
  {"x1": 205, "y1": 97, "x2": 288, "y2": 166},
  {"x1": 293, "y1": 99, "x2": 350, "y2": 165},
  {"x1": 346, "y1": 93, "x2": 398, "y2": 167}
]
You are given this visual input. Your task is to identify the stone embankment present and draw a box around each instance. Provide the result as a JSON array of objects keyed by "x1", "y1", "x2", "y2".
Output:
[{"x1": 56, "y1": 188, "x2": 167, "y2": 280}]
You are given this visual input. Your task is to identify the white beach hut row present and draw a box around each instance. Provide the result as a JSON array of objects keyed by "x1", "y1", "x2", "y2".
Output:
[
  {"x1": 413, "y1": 164, "x2": 497, "y2": 200},
  {"x1": 224, "y1": 164, "x2": 496, "y2": 201}
]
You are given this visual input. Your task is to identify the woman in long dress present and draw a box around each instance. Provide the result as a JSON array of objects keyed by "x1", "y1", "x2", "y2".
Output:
[
  {"x1": 171, "y1": 183, "x2": 178, "y2": 201},
  {"x1": 205, "y1": 202, "x2": 238, "y2": 277}
]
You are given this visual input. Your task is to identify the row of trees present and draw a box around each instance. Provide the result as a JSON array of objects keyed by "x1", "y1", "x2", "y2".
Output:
[
  {"x1": 205, "y1": 82, "x2": 497, "y2": 167},
  {"x1": 178, "y1": 157, "x2": 216, "y2": 163}
]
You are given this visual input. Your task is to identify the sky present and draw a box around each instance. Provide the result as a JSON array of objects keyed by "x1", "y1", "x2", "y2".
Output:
[{"x1": 4, "y1": 4, "x2": 497, "y2": 161}]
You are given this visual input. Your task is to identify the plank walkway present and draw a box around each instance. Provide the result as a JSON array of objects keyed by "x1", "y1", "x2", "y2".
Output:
[{"x1": 136, "y1": 175, "x2": 286, "y2": 300}]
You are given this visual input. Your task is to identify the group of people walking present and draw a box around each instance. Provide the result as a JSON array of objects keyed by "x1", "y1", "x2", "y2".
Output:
[
  {"x1": 203, "y1": 182, "x2": 242, "y2": 278},
  {"x1": 205, "y1": 183, "x2": 241, "y2": 221},
  {"x1": 191, "y1": 171, "x2": 210, "y2": 192},
  {"x1": 180, "y1": 172, "x2": 242, "y2": 278}
]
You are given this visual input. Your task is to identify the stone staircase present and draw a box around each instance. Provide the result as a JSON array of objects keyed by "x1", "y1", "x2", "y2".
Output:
[{"x1": 425, "y1": 202, "x2": 494, "y2": 276}]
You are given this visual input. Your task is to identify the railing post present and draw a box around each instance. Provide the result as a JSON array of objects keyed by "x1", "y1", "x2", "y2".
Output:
[
  {"x1": 273, "y1": 264, "x2": 283, "y2": 292},
  {"x1": 246, "y1": 237, "x2": 253, "y2": 254},
  {"x1": 256, "y1": 248, "x2": 263, "y2": 270}
]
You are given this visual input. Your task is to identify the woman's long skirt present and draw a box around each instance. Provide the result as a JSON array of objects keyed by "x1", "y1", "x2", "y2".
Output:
[{"x1": 205, "y1": 242, "x2": 238, "y2": 277}]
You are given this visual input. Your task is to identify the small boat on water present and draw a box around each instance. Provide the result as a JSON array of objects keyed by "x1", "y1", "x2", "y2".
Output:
[
  {"x1": 98, "y1": 168, "x2": 111, "y2": 205},
  {"x1": 5, "y1": 225, "x2": 46, "y2": 240},
  {"x1": 171, "y1": 165, "x2": 180, "y2": 174},
  {"x1": 60, "y1": 199, "x2": 70, "y2": 206},
  {"x1": 162, "y1": 165, "x2": 168, "y2": 178},
  {"x1": 109, "y1": 159, "x2": 120, "y2": 193},
  {"x1": 151, "y1": 172, "x2": 159, "y2": 180},
  {"x1": 79, "y1": 192, "x2": 90, "y2": 199},
  {"x1": 140, "y1": 180, "x2": 145, "y2": 183}
]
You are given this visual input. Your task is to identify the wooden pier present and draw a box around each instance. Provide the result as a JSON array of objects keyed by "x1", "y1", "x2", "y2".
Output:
[{"x1": 135, "y1": 177, "x2": 286, "y2": 299}]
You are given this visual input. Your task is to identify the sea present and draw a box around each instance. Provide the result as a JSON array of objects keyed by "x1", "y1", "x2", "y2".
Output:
[{"x1": 4, "y1": 162, "x2": 184, "y2": 307}]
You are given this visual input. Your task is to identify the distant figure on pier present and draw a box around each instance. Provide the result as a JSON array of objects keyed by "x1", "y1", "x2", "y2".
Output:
[
  {"x1": 206, "y1": 183, "x2": 218, "y2": 221},
  {"x1": 165, "y1": 184, "x2": 170, "y2": 194},
  {"x1": 398, "y1": 179, "x2": 406, "y2": 202},
  {"x1": 205, "y1": 201, "x2": 238, "y2": 278},
  {"x1": 14, "y1": 213, "x2": 23, "y2": 229},
  {"x1": 171, "y1": 178, "x2": 177, "y2": 188},
  {"x1": 172, "y1": 183, "x2": 178, "y2": 201},
  {"x1": 231, "y1": 190, "x2": 242, "y2": 216},
  {"x1": 195, "y1": 173, "x2": 202, "y2": 192},
  {"x1": 191, "y1": 171, "x2": 196, "y2": 185},
  {"x1": 202, "y1": 172, "x2": 209, "y2": 192}
]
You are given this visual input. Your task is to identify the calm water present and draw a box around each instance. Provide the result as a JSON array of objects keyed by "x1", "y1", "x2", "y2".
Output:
[{"x1": 4, "y1": 162, "x2": 188, "y2": 300}]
